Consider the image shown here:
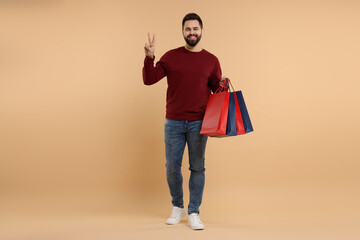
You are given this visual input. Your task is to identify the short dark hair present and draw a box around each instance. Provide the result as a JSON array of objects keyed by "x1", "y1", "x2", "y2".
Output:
[{"x1": 182, "y1": 13, "x2": 203, "y2": 29}]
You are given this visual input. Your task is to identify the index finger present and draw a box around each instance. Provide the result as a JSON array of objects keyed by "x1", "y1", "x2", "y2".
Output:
[{"x1": 152, "y1": 33, "x2": 155, "y2": 45}]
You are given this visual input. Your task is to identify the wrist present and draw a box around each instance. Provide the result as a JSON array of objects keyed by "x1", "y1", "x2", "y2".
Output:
[{"x1": 146, "y1": 54, "x2": 155, "y2": 60}]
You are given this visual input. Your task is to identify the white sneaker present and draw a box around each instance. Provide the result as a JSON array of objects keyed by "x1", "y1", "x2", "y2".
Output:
[
  {"x1": 188, "y1": 213, "x2": 205, "y2": 230},
  {"x1": 166, "y1": 206, "x2": 186, "y2": 225}
]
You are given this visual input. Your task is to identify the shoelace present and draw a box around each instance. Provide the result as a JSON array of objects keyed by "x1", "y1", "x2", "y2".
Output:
[{"x1": 191, "y1": 214, "x2": 202, "y2": 225}]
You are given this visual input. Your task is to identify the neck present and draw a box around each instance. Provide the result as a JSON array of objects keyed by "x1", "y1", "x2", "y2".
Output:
[{"x1": 184, "y1": 44, "x2": 202, "y2": 52}]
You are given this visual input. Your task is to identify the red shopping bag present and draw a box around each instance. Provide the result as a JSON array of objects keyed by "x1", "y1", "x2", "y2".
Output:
[
  {"x1": 200, "y1": 90, "x2": 230, "y2": 137},
  {"x1": 234, "y1": 93, "x2": 246, "y2": 134}
]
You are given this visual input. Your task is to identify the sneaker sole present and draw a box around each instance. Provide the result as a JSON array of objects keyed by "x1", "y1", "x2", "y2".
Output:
[
  {"x1": 166, "y1": 212, "x2": 186, "y2": 225},
  {"x1": 188, "y1": 224, "x2": 204, "y2": 230}
]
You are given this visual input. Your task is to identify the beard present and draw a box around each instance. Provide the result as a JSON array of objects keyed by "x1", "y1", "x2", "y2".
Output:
[{"x1": 184, "y1": 33, "x2": 202, "y2": 47}]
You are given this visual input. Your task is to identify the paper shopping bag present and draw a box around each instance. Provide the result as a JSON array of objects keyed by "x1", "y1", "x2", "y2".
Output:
[
  {"x1": 200, "y1": 91, "x2": 230, "y2": 137},
  {"x1": 226, "y1": 92, "x2": 243, "y2": 135},
  {"x1": 235, "y1": 91, "x2": 253, "y2": 133},
  {"x1": 233, "y1": 92, "x2": 246, "y2": 135}
]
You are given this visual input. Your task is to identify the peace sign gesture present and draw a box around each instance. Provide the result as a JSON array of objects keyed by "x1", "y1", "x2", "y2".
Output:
[{"x1": 144, "y1": 32, "x2": 155, "y2": 59}]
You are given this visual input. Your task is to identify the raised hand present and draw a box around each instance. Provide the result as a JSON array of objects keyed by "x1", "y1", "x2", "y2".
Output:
[{"x1": 144, "y1": 32, "x2": 155, "y2": 59}]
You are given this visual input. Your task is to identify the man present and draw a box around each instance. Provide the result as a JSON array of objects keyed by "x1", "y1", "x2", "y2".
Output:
[{"x1": 142, "y1": 13, "x2": 225, "y2": 230}]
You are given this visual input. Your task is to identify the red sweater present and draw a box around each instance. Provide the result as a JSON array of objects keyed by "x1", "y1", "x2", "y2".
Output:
[{"x1": 142, "y1": 46, "x2": 222, "y2": 121}]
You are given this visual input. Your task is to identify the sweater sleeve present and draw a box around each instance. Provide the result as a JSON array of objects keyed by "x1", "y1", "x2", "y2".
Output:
[
  {"x1": 142, "y1": 55, "x2": 167, "y2": 85},
  {"x1": 208, "y1": 58, "x2": 223, "y2": 93}
]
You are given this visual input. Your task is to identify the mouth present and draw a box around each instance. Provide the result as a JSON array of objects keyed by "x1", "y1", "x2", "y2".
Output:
[{"x1": 188, "y1": 35, "x2": 197, "y2": 40}]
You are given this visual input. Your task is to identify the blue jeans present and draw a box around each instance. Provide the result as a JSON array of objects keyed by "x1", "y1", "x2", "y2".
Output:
[{"x1": 164, "y1": 118, "x2": 208, "y2": 215}]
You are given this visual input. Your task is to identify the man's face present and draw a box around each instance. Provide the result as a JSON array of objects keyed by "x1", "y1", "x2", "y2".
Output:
[{"x1": 182, "y1": 20, "x2": 202, "y2": 47}]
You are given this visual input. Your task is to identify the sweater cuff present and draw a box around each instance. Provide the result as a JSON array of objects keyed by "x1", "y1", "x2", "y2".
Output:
[{"x1": 145, "y1": 55, "x2": 155, "y2": 62}]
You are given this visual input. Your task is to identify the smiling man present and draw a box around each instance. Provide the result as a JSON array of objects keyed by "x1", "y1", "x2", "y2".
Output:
[{"x1": 142, "y1": 13, "x2": 225, "y2": 230}]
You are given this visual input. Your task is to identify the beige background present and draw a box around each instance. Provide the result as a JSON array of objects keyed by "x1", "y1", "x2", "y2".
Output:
[{"x1": 0, "y1": 0, "x2": 359, "y2": 239}]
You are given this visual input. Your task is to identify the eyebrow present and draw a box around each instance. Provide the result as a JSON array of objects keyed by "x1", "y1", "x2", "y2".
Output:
[{"x1": 185, "y1": 27, "x2": 199, "y2": 30}]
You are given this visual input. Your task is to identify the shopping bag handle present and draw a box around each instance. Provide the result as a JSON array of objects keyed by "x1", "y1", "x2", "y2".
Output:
[
  {"x1": 227, "y1": 78, "x2": 236, "y2": 92},
  {"x1": 214, "y1": 78, "x2": 229, "y2": 93}
]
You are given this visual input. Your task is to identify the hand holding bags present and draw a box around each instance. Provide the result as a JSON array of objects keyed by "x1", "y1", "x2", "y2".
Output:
[{"x1": 200, "y1": 78, "x2": 253, "y2": 137}]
